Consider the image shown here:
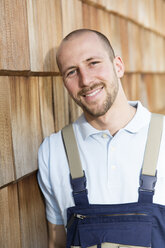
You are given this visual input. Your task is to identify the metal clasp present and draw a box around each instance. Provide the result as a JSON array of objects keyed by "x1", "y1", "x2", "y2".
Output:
[{"x1": 139, "y1": 171, "x2": 157, "y2": 192}]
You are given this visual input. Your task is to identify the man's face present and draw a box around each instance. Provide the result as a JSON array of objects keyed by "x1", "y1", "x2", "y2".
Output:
[{"x1": 57, "y1": 32, "x2": 121, "y2": 118}]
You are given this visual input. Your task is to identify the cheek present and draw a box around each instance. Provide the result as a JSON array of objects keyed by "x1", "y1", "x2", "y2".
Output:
[
  {"x1": 64, "y1": 80, "x2": 79, "y2": 97},
  {"x1": 95, "y1": 65, "x2": 113, "y2": 80}
]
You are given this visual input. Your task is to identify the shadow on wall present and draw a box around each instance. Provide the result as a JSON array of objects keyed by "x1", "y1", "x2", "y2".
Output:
[
  {"x1": 43, "y1": 46, "x2": 59, "y2": 74},
  {"x1": 41, "y1": 46, "x2": 70, "y2": 138}
]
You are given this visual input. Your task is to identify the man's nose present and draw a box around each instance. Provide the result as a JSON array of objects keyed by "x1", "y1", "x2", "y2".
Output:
[{"x1": 79, "y1": 68, "x2": 92, "y2": 87}]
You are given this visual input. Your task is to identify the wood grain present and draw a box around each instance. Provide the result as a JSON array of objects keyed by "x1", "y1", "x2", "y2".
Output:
[
  {"x1": 127, "y1": 22, "x2": 141, "y2": 72},
  {"x1": 18, "y1": 173, "x2": 48, "y2": 248},
  {"x1": 154, "y1": 0, "x2": 164, "y2": 35},
  {"x1": 69, "y1": 97, "x2": 83, "y2": 123},
  {"x1": 82, "y1": 0, "x2": 165, "y2": 37},
  {"x1": 39, "y1": 77, "x2": 55, "y2": 138},
  {"x1": 0, "y1": 0, "x2": 30, "y2": 71},
  {"x1": 140, "y1": 30, "x2": 158, "y2": 72},
  {"x1": 10, "y1": 77, "x2": 42, "y2": 179},
  {"x1": 143, "y1": 74, "x2": 165, "y2": 113},
  {"x1": 147, "y1": 0, "x2": 156, "y2": 30},
  {"x1": 83, "y1": 2, "x2": 111, "y2": 40},
  {"x1": 61, "y1": 0, "x2": 83, "y2": 37},
  {"x1": 0, "y1": 77, "x2": 14, "y2": 187},
  {"x1": 27, "y1": 0, "x2": 62, "y2": 73},
  {"x1": 109, "y1": 14, "x2": 122, "y2": 57},
  {"x1": 119, "y1": 18, "x2": 129, "y2": 71},
  {"x1": 82, "y1": 2, "x2": 99, "y2": 30},
  {"x1": 122, "y1": 73, "x2": 149, "y2": 109},
  {"x1": 122, "y1": 74, "x2": 141, "y2": 101},
  {"x1": 137, "y1": 0, "x2": 149, "y2": 27},
  {"x1": 155, "y1": 36, "x2": 165, "y2": 72},
  {"x1": 0, "y1": 1, "x2": 165, "y2": 248},
  {"x1": 53, "y1": 76, "x2": 69, "y2": 131},
  {"x1": 0, "y1": 184, "x2": 21, "y2": 248}
]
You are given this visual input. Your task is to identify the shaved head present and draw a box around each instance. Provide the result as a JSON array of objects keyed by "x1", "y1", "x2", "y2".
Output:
[{"x1": 56, "y1": 29, "x2": 115, "y2": 72}]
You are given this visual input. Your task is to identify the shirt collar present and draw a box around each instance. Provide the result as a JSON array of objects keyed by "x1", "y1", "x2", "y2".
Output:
[
  {"x1": 75, "y1": 114, "x2": 109, "y2": 140},
  {"x1": 123, "y1": 101, "x2": 151, "y2": 133},
  {"x1": 74, "y1": 101, "x2": 151, "y2": 140}
]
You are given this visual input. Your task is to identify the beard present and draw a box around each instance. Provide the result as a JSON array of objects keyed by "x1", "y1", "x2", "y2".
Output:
[
  {"x1": 72, "y1": 76, "x2": 119, "y2": 118},
  {"x1": 82, "y1": 93, "x2": 114, "y2": 117}
]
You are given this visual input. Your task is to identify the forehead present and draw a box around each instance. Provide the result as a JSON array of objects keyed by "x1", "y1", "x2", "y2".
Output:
[{"x1": 57, "y1": 32, "x2": 109, "y2": 71}]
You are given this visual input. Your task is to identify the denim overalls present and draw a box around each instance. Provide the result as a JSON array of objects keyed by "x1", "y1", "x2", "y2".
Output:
[{"x1": 62, "y1": 114, "x2": 165, "y2": 248}]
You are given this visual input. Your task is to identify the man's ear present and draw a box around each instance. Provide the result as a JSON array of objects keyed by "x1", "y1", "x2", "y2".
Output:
[{"x1": 113, "y1": 56, "x2": 125, "y2": 78}]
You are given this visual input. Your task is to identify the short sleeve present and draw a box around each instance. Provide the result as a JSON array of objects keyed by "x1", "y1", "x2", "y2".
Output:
[{"x1": 37, "y1": 137, "x2": 64, "y2": 225}]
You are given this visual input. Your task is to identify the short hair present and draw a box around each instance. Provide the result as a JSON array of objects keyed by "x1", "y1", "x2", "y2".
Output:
[{"x1": 56, "y1": 29, "x2": 115, "y2": 70}]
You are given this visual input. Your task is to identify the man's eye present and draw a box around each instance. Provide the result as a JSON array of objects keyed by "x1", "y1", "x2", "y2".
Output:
[
  {"x1": 90, "y1": 61, "x2": 100, "y2": 65},
  {"x1": 67, "y1": 70, "x2": 76, "y2": 77}
]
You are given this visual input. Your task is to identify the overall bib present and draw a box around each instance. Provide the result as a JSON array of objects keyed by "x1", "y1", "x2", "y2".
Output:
[{"x1": 62, "y1": 114, "x2": 165, "y2": 248}]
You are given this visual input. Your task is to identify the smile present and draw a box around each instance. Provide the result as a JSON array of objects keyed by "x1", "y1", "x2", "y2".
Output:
[{"x1": 84, "y1": 87, "x2": 103, "y2": 97}]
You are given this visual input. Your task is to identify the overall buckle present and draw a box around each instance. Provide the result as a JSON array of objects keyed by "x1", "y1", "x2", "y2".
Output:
[
  {"x1": 139, "y1": 172, "x2": 157, "y2": 192},
  {"x1": 70, "y1": 171, "x2": 87, "y2": 194}
]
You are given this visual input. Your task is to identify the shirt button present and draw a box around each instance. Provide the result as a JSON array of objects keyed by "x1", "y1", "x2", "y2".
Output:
[{"x1": 102, "y1": 133, "x2": 108, "y2": 138}]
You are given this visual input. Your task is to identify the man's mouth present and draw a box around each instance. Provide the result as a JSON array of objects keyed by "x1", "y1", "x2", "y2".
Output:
[
  {"x1": 84, "y1": 87, "x2": 103, "y2": 97},
  {"x1": 79, "y1": 84, "x2": 104, "y2": 98}
]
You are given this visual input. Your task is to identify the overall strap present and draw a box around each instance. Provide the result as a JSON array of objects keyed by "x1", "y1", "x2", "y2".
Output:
[
  {"x1": 138, "y1": 113, "x2": 164, "y2": 203},
  {"x1": 62, "y1": 124, "x2": 89, "y2": 206}
]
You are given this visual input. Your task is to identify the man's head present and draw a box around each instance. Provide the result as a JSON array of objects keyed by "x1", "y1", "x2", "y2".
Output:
[
  {"x1": 56, "y1": 29, "x2": 115, "y2": 71},
  {"x1": 56, "y1": 29, "x2": 124, "y2": 119}
]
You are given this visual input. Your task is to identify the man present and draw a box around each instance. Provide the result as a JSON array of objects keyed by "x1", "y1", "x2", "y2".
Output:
[{"x1": 38, "y1": 29, "x2": 165, "y2": 248}]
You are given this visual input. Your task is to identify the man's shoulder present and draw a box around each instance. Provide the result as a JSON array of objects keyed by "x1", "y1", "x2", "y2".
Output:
[{"x1": 39, "y1": 130, "x2": 63, "y2": 154}]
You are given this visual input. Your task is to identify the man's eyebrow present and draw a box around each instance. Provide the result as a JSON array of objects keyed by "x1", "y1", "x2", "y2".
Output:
[
  {"x1": 63, "y1": 57, "x2": 103, "y2": 75},
  {"x1": 63, "y1": 66, "x2": 77, "y2": 75},
  {"x1": 86, "y1": 56, "x2": 102, "y2": 62}
]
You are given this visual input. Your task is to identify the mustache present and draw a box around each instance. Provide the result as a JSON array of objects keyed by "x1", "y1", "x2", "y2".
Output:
[{"x1": 78, "y1": 83, "x2": 104, "y2": 96}]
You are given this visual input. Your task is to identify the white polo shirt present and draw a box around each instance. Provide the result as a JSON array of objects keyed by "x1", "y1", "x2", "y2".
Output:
[{"x1": 38, "y1": 101, "x2": 165, "y2": 226}]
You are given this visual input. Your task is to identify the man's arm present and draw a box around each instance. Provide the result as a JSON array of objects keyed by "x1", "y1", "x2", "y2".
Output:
[{"x1": 48, "y1": 221, "x2": 66, "y2": 248}]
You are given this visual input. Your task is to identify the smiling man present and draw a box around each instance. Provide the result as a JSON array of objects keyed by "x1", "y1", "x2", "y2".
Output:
[
  {"x1": 38, "y1": 29, "x2": 165, "y2": 248},
  {"x1": 56, "y1": 30, "x2": 136, "y2": 133}
]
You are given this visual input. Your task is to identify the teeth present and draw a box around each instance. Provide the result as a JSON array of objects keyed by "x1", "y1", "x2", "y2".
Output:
[{"x1": 85, "y1": 88, "x2": 101, "y2": 97}]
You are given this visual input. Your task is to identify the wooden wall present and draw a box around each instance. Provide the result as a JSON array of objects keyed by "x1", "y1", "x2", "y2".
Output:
[{"x1": 0, "y1": 0, "x2": 165, "y2": 247}]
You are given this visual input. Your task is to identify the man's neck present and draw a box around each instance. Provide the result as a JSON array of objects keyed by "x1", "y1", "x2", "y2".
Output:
[{"x1": 84, "y1": 98, "x2": 137, "y2": 136}]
